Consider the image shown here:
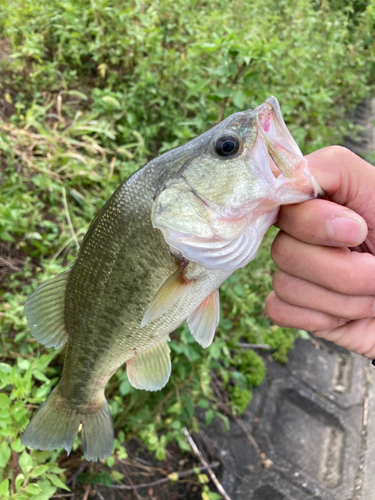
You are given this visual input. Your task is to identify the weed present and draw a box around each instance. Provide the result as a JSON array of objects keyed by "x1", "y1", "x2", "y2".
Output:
[{"x1": 0, "y1": 0, "x2": 374, "y2": 497}]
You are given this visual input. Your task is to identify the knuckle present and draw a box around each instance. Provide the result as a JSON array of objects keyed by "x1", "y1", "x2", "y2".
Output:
[
  {"x1": 362, "y1": 342, "x2": 375, "y2": 359},
  {"x1": 342, "y1": 303, "x2": 362, "y2": 320},
  {"x1": 270, "y1": 231, "x2": 289, "y2": 265},
  {"x1": 351, "y1": 297, "x2": 375, "y2": 320},
  {"x1": 324, "y1": 145, "x2": 359, "y2": 178},
  {"x1": 265, "y1": 293, "x2": 278, "y2": 320},
  {"x1": 272, "y1": 270, "x2": 292, "y2": 300},
  {"x1": 265, "y1": 293, "x2": 288, "y2": 327},
  {"x1": 357, "y1": 321, "x2": 375, "y2": 358},
  {"x1": 271, "y1": 269, "x2": 282, "y2": 293},
  {"x1": 325, "y1": 145, "x2": 353, "y2": 160},
  {"x1": 326, "y1": 144, "x2": 345, "y2": 155}
]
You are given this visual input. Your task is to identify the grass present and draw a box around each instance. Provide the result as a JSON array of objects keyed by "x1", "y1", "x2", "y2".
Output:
[{"x1": 0, "y1": 0, "x2": 374, "y2": 498}]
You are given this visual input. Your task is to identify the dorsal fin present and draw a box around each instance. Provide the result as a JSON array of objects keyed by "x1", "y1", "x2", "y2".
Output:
[
  {"x1": 24, "y1": 271, "x2": 70, "y2": 349},
  {"x1": 141, "y1": 265, "x2": 191, "y2": 327},
  {"x1": 126, "y1": 338, "x2": 171, "y2": 391},
  {"x1": 187, "y1": 289, "x2": 220, "y2": 348}
]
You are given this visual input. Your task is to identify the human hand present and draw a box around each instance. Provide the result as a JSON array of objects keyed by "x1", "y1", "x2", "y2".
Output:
[{"x1": 266, "y1": 146, "x2": 375, "y2": 359}]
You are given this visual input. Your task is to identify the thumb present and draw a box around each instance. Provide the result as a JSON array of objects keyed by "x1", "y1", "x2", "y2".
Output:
[
  {"x1": 306, "y1": 146, "x2": 375, "y2": 214},
  {"x1": 276, "y1": 146, "x2": 374, "y2": 247}
]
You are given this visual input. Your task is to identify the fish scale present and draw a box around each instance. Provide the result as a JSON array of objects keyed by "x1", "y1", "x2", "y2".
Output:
[{"x1": 21, "y1": 96, "x2": 323, "y2": 461}]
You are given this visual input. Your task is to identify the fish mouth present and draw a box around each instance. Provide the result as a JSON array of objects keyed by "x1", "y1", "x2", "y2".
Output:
[
  {"x1": 254, "y1": 96, "x2": 324, "y2": 197},
  {"x1": 256, "y1": 96, "x2": 304, "y2": 178}
]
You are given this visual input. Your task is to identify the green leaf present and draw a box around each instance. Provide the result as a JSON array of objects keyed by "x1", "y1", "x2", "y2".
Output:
[
  {"x1": 233, "y1": 284, "x2": 244, "y2": 296},
  {"x1": 168, "y1": 402, "x2": 181, "y2": 414},
  {"x1": 171, "y1": 420, "x2": 181, "y2": 430},
  {"x1": 183, "y1": 394, "x2": 194, "y2": 419},
  {"x1": 205, "y1": 410, "x2": 215, "y2": 426},
  {"x1": 197, "y1": 399, "x2": 209, "y2": 409},
  {"x1": 32, "y1": 370, "x2": 50, "y2": 383},
  {"x1": 198, "y1": 473, "x2": 209, "y2": 484},
  {"x1": 156, "y1": 447, "x2": 166, "y2": 461},
  {"x1": 0, "y1": 479, "x2": 9, "y2": 496},
  {"x1": 110, "y1": 471, "x2": 124, "y2": 483},
  {"x1": 17, "y1": 358, "x2": 31, "y2": 371},
  {"x1": 0, "y1": 441, "x2": 11, "y2": 467},
  {"x1": 47, "y1": 464, "x2": 66, "y2": 474},
  {"x1": 32, "y1": 480, "x2": 56, "y2": 500},
  {"x1": 232, "y1": 90, "x2": 246, "y2": 109},
  {"x1": 11, "y1": 438, "x2": 24, "y2": 452},
  {"x1": 208, "y1": 492, "x2": 222, "y2": 499},
  {"x1": 19, "y1": 451, "x2": 33, "y2": 476},
  {"x1": 0, "y1": 363, "x2": 11, "y2": 374},
  {"x1": 208, "y1": 343, "x2": 221, "y2": 360},
  {"x1": 296, "y1": 329, "x2": 311, "y2": 340},
  {"x1": 26, "y1": 483, "x2": 42, "y2": 495},
  {"x1": 46, "y1": 474, "x2": 70, "y2": 491},
  {"x1": 0, "y1": 394, "x2": 11, "y2": 410},
  {"x1": 0, "y1": 231, "x2": 15, "y2": 242},
  {"x1": 101, "y1": 96, "x2": 121, "y2": 108},
  {"x1": 15, "y1": 474, "x2": 25, "y2": 490},
  {"x1": 119, "y1": 379, "x2": 132, "y2": 396},
  {"x1": 67, "y1": 90, "x2": 88, "y2": 100},
  {"x1": 30, "y1": 465, "x2": 49, "y2": 478}
]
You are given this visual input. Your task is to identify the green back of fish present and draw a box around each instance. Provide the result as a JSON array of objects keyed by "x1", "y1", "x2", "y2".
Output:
[{"x1": 61, "y1": 166, "x2": 179, "y2": 397}]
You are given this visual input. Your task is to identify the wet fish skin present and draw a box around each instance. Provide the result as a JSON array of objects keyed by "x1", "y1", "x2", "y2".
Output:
[{"x1": 21, "y1": 97, "x2": 321, "y2": 461}]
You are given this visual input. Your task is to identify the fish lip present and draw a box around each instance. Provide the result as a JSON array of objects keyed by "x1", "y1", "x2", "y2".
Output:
[
  {"x1": 253, "y1": 96, "x2": 325, "y2": 198},
  {"x1": 264, "y1": 96, "x2": 303, "y2": 156},
  {"x1": 255, "y1": 96, "x2": 303, "y2": 166}
]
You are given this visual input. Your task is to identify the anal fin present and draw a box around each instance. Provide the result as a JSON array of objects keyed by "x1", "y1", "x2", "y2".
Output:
[
  {"x1": 187, "y1": 289, "x2": 220, "y2": 348},
  {"x1": 126, "y1": 338, "x2": 171, "y2": 391},
  {"x1": 24, "y1": 270, "x2": 70, "y2": 349},
  {"x1": 141, "y1": 265, "x2": 191, "y2": 327}
]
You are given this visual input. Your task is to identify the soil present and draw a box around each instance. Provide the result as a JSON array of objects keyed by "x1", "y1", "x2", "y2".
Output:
[{"x1": 58, "y1": 437, "x2": 222, "y2": 500}]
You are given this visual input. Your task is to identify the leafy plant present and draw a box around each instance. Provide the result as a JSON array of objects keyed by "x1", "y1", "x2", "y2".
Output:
[{"x1": 0, "y1": 0, "x2": 374, "y2": 497}]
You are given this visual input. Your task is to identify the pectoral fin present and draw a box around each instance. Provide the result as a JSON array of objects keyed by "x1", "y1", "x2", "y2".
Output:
[
  {"x1": 126, "y1": 338, "x2": 171, "y2": 391},
  {"x1": 141, "y1": 265, "x2": 191, "y2": 327},
  {"x1": 24, "y1": 271, "x2": 70, "y2": 349},
  {"x1": 187, "y1": 289, "x2": 220, "y2": 348}
]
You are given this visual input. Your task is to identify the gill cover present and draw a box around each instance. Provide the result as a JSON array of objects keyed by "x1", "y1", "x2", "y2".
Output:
[{"x1": 152, "y1": 180, "x2": 278, "y2": 272}]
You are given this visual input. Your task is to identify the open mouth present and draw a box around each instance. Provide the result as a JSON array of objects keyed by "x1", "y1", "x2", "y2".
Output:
[
  {"x1": 256, "y1": 96, "x2": 305, "y2": 179},
  {"x1": 251, "y1": 96, "x2": 324, "y2": 198}
]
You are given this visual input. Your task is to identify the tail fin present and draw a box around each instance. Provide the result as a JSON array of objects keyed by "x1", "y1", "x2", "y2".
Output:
[{"x1": 21, "y1": 387, "x2": 114, "y2": 462}]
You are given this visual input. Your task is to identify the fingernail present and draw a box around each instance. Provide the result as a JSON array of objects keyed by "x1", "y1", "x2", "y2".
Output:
[{"x1": 328, "y1": 216, "x2": 367, "y2": 245}]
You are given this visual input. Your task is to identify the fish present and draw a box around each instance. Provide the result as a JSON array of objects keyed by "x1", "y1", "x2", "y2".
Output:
[{"x1": 21, "y1": 96, "x2": 323, "y2": 461}]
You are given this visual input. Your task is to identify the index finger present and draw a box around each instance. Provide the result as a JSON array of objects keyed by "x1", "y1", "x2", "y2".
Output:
[{"x1": 271, "y1": 231, "x2": 375, "y2": 295}]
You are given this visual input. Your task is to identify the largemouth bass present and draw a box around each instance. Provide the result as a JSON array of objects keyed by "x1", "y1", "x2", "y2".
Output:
[{"x1": 21, "y1": 97, "x2": 322, "y2": 461}]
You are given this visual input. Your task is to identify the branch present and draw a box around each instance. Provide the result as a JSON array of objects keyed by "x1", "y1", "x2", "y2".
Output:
[
  {"x1": 183, "y1": 428, "x2": 233, "y2": 500},
  {"x1": 210, "y1": 376, "x2": 271, "y2": 467},
  {"x1": 93, "y1": 489, "x2": 105, "y2": 500},
  {"x1": 238, "y1": 343, "x2": 271, "y2": 350},
  {"x1": 107, "y1": 461, "x2": 220, "y2": 490},
  {"x1": 122, "y1": 465, "x2": 142, "y2": 500}
]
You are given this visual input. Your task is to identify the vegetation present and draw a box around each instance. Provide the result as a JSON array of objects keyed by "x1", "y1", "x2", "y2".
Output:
[{"x1": 0, "y1": 0, "x2": 374, "y2": 498}]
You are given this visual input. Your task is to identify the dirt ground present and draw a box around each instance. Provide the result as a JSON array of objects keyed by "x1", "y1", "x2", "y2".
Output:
[{"x1": 57, "y1": 437, "x2": 222, "y2": 500}]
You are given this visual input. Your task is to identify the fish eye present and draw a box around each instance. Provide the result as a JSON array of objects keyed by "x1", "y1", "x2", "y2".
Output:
[{"x1": 214, "y1": 135, "x2": 240, "y2": 157}]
